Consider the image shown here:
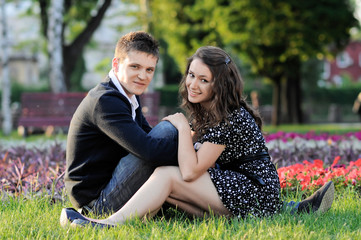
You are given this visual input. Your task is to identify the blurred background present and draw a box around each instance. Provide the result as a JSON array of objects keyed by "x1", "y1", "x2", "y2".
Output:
[{"x1": 1, "y1": 0, "x2": 361, "y2": 136}]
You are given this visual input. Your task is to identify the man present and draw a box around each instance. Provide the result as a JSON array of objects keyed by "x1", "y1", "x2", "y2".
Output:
[
  {"x1": 63, "y1": 31, "x2": 334, "y2": 224},
  {"x1": 64, "y1": 31, "x2": 178, "y2": 216}
]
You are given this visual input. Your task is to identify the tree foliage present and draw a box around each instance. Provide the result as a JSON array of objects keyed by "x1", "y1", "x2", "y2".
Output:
[
  {"x1": 150, "y1": 0, "x2": 224, "y2": 71},
  {"x1": 149, "y1": 0, "x2": 359, "y2": 124},
  {"x1": 218, "y1": 0, "x2": 358, "y2": 124}
]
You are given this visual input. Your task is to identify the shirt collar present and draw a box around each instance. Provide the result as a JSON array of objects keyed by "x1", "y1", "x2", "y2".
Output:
[{"x1": 109, "y1": 69, "x2": 139, "y2": 119}]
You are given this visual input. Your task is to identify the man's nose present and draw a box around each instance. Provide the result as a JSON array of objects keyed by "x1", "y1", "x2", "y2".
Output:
[{"x1": 138, "y1": 70, "x2": 146, "y2": 80}]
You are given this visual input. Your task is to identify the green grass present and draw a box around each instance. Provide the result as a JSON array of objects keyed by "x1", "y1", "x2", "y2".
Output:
[
  {"x1": 1, "y1": 188, "x2": 360, "y2": 239},
  {"x1": 0, "y1": 123, "x2": 359, "y2": 142},
  {"x1": 0, "y1": 130, "x2": 67, "y2": 142},
  {"x1": 263, "y1": 123, "x2": 360, "y2": 134}
]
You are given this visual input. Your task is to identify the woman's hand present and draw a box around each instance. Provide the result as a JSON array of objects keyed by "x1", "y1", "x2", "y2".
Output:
[
  {"x1": 163, "y1": 113, "x2": 224, "y2": 182},
  {"x1": 162, "y1": 113, "x2": 190, "y2": 131}
]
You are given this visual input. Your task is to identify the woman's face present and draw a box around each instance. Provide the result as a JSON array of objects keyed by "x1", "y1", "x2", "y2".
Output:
[{"x1": 185, "y1": 58, "x2": 213, "y2": 108}]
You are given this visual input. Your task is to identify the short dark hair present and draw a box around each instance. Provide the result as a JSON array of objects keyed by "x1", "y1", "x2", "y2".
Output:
[{"x1": 114, "y1": 31, "x2": 159, "y2": 62}]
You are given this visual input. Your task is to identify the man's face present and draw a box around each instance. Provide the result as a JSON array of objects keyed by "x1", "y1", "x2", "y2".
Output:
[{"x1": 113, "y1": 51, "x2": 157, "y2": 98}]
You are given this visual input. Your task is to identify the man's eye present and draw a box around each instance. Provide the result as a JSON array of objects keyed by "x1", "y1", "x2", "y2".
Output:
[{"x1": 147, "y1": 69, "x2": 154, "y2": 73}]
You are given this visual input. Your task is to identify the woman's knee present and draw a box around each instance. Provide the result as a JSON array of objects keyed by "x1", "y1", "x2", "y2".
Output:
[{"x1": 153, "y1": 166, "x2": 182, "y2": 181}]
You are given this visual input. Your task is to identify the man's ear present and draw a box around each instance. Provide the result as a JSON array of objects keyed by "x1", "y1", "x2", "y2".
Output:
[{"x1": 112, "y1": 57, "x2": 118, "y2": 72}]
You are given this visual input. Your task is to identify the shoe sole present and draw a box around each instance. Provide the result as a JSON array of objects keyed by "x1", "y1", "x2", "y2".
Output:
[
  {"x1": 60, "y1": 208, "x2": 70, "y2": 228},
  {"x1": 315, "y1": 181, "x2": 335, "y2": 215},
  {"x1": 70, "y1": 218, "x2": 114, "y2": 229},
  {"x1": 70, "y1": 219, "x2": 86, "y2": 229}
]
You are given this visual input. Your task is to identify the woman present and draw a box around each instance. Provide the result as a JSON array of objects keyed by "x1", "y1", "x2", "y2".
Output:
[{"x1": 61, "y1": 46, "x2": 333, "y2": 228}]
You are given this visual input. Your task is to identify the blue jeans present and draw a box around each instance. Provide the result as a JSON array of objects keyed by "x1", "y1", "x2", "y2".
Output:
[
  {"x1": 284, "y1": 201, "x2": 300, "y2": 214},
  {"x1": 86, "y1": 121, "x2": 178, "y2": 216}
]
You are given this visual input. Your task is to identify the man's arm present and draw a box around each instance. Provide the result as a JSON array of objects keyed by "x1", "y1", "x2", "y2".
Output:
[{"x1": 94, "y1": 92, "x2": 177, "y2": 166}]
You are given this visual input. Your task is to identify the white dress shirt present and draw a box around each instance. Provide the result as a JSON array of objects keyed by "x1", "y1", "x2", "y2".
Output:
[{"x1": 109, "y1": 70, "x2": 139, "y2": 120}]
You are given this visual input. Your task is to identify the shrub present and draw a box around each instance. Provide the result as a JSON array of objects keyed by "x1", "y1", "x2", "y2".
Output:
[{"x1": 0, "y1": 141, "x2": 66, "y2": 201}]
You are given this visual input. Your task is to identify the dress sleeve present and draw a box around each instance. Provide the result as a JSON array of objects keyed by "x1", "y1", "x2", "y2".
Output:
[{"x1": 201, "y1": 121, "x2": 231, "y2": 146}]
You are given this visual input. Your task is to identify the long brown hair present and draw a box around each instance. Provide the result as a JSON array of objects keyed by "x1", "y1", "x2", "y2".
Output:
[{"x1": 179, "y1": 46, "x2": 263, "y2": 139}]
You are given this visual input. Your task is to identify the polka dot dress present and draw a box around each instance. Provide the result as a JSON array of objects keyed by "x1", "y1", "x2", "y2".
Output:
[{"x1": 200, "y1": 107, "x2": 282, "y2": 218}]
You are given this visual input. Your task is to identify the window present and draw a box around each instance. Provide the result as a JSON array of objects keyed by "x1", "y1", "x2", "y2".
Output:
[
  {"x1": 332, "y1": 75, "x2": 343, "y2": 86},
  {"x1": 336, "y1": 52, "x2": 353, "y2": 68}
]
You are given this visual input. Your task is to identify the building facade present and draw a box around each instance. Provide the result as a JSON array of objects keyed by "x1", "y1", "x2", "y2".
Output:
[{"x1": 323, "y1": 41, "x2": 361, "y2": 85}]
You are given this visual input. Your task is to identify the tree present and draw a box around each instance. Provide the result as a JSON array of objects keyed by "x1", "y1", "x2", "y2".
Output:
[
  {"x1": 149, "y1": 0, "x2": 224, "y2": 71},
  {"x1": 47, "y1": 0, "x2": 66, "y2": 92},
  {"x1": 207, "y1": 0, "x2": 359, "y2": 124},
  {"x1": 149, "y1": 0, "x2": 358, "y2": 124},
  {"x1": 1, "y1": 0, "x2": 12, "y2": 135},
  {"x1": 35, "y1": 0, "x2": 112, "y2": 91}
]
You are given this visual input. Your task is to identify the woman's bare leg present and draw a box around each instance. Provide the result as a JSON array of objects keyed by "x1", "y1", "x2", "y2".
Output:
[
  {"x1": 166, "y1": 196, "x2": 206, "y2": 217},
  {"x1": 86, "y1": 166, "x2": 231, "y2": 225}
]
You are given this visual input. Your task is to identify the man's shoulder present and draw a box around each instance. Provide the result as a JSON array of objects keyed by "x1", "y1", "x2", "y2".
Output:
[
  {"x1": 86, "y1": 82, "x2": 130, "y2": 110},
  {"x1": 89, "y1": 79, "x2": 121, "y2": 99}
]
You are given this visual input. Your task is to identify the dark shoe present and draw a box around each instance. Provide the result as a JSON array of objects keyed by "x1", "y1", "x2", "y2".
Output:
[
  {"x1": 60, "y1": 208, "x2": 88, "y2": 227},
  {"x1": 297, "y1": 181, "x2": 335, "y2": 214},
  {"x1": 70, "y1": 218, "x2": 114, "y2": 229}
]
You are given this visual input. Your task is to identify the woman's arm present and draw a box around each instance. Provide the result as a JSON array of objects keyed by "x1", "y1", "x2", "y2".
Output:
[{"x1": 163, "y1": 113, "x2": 225, "y2": 181}]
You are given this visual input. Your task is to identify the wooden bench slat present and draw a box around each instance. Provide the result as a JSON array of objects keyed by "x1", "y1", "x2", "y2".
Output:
[
  {"x1": 18, "y1": 92, "x2": 87, "y2": 130},
  {"x1": 17, "y1": 92, "x2": 161, "y2": 135}
]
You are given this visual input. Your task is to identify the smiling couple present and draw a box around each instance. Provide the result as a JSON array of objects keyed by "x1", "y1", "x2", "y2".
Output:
[{"x1": 60, "y1": 31, "x2": 334, "y2": 228}]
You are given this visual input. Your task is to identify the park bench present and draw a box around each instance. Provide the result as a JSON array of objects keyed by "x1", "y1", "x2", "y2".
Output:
[
  {"x1": 139, "y1": 91, "x2": 160, "y2": 127},
  {"x1": 17, "y1": 92, "x2": 87, "y2": 136},
  {"x1": 17, "y1": 91, "x2": 160, "y2": 136}
]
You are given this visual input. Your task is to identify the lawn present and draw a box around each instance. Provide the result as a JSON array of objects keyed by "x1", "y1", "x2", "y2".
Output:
[
  {"x1": 0, "y1": 188, "x2": 360, "y2": 239},
  {"x1": 263, "y1": 122, "x2": 361, "y2": 134},
  {"x1": 0, "y1": 123, "x2": 360, "y2": 239}
]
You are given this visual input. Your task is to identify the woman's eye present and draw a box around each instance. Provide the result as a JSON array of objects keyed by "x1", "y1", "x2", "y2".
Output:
[
  {"x1": 201, "y1": 79, "x2": 208, "y2": 83},
  {"x1": 189, "y1": 72, "x2": 194, "y2": 77}
]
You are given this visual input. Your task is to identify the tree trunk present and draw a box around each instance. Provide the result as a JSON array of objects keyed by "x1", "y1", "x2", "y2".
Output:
[
  {"x1": 63, "y1": 0, "x2": 112, "y2": 90},
  {"x1": 1, "y1": 0, "x2": 12, "y2": 135},
  {"x1": 280, "y1": 77, "x2": 288, "y2": 123},
  {"x1": 48, "y1": 0, "x2": 67, "y2": 93},
  {"x1": 271, "y1": 78, "x2": 281, "y2": 126},
  {"x1": 272, "y1": 59, "x2": 304, "y2": 125},
  {"x1": 285, "y1": 59, "x2": 303, "y2": 124}
]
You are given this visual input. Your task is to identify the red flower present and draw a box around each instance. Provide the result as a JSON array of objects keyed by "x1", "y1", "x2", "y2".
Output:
[{"x1": 278, "y1": 156, "x2": 361, "y2": 191}]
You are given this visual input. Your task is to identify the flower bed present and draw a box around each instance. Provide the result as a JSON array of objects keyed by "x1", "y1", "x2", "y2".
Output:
[
  {"x1": 278, "y1": 156, "x2": 361, "y2": 193},
  {"x1": 0, "y1": 131, "x2": 360, "y2": 198},
  {"x1": 0, "y1": 141, "x2": 66, "y2": 200},
  {"x1": 266, "y1": 131, "x2": 361, "y2": 167}
]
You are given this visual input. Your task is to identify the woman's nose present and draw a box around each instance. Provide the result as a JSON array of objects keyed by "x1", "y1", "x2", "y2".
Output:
[{"x1": 189, "y1": 79, "x2": 198, "y2": 88}]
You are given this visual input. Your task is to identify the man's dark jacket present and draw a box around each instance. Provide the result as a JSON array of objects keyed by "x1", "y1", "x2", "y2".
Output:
[{"x1": 65, "y1": 78, "x2": 178, "y2": 209}]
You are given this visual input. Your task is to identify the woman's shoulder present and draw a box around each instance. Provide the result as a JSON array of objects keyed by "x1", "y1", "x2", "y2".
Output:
[{"x1": 228, "y1": 106, "x2": 251, "y2": 121}]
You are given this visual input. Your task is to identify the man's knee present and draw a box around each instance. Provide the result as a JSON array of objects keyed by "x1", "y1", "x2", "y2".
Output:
[
  {"x1": 156, "y1": 120, "x2": 176, "y2": 130},
  {"x1": 149, "y1": 121, "x2": 178, "y2": 139}
]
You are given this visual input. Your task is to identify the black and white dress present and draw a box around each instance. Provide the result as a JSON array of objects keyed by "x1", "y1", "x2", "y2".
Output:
[{"x1": 199, "y1": 107, "x2": 282, "y2": 218}]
